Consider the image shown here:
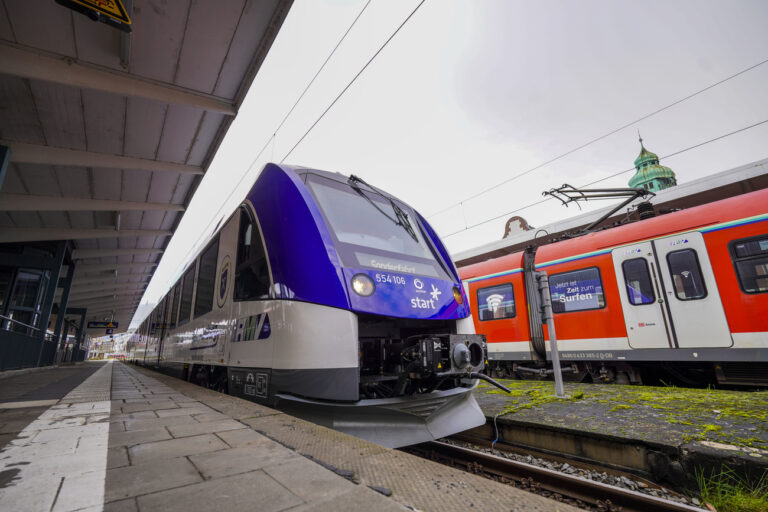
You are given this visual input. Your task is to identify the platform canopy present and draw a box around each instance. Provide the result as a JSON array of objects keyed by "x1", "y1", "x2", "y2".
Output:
[{"x1": 0, "y1": 0, "x2": 292, "y2": 335}]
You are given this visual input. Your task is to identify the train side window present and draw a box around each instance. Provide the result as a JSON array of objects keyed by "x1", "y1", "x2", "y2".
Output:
[
  {"x1": 666, "y1": 249, "x2": 707, "y2": 300},
  {"x1": 730, "y1": 235, "x2": 768, "y2": 294},
  {"x1": 621, "y1": 258, "x2": 655, "y2": 305},
  {"x1": 235, "y1": 208, "x2": 271, "y2": 301},
  {"x1": 476, "y1": 283, "x2": 515, "y2": 320},
  {"x1": 177, "y1": 265, "x2": 196, "y2": 326},
  {"x1": 194, "y1": 236, "x2": 219, "y2": 318},
  {"x1": 549, "y1": 267, "x2": 606, "y2": 313},
  {"x1": 169, "y1": 280, "x2": 181, "y2": 329}
]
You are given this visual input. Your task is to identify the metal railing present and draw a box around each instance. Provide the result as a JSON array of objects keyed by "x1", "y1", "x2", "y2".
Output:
[{"x1": 0, "y1": 314, "x2": 57, "y2": 342}]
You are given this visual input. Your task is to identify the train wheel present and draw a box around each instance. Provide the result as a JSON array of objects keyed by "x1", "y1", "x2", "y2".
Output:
[
  {"x1": 212, "y1": 374, "x2": 228, "y2": 394},
  {"x1": 615, "y1": 371, "x2": 630, "y2": 385}
]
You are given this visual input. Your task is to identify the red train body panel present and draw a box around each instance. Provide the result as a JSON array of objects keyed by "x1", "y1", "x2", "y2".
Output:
[{"x1": 459, "y1": 189, "x2": 768, "y2": 385}]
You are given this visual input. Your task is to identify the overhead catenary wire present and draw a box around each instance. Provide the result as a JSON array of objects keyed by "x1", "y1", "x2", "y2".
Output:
[
  {"x1": 132, "y1": 1, "x2": 376, "y2": 324},
  {"x1": 185, "y1": 0, "x2": 427, "y2": 262},
  {"x1": 441, "y1": 118, "x2": 768, "y2": 239},
  {"x1": 175, "y1": 0, "x2": 374, "y2": 261},
  {"x1": 281, "y1": 0, "x2": 427, "y2": 163},
  {"x1": 428, "y1": 56, "x2": 768, "y2": 219}
]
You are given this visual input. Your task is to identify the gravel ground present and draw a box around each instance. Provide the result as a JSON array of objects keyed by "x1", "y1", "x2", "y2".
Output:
[{"x1": 442, "y1": 438, "x2": 708, "y2": 510}]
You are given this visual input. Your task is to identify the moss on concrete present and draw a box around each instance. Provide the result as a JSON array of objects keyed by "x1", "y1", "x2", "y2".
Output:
[{"x1": 475, "y1": 380, "x2": 768, "y2": 458}]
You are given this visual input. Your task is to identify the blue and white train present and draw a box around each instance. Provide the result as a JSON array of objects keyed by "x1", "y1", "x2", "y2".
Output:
[{"x1": 128, "y1": 163, "x2": 506, "y2": 447}]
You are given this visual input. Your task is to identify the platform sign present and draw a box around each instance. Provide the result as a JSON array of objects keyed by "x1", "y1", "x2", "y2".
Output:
[
  {"x1": 87, "y1": 321, "x2": 118, "y2": 329},
  {"x1": 106, "y1": 328, "x2": 114, "y2": 335},
  {"x1": 55, "y1": 0, "x2": 132, "y2": 32}
]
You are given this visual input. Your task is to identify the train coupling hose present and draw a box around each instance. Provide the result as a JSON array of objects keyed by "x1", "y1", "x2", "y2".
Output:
[{"x1": 469, "y1": 372, "x2": 511, "y2": 393}]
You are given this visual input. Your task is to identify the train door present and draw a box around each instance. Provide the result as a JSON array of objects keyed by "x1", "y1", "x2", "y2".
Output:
[
  {"x1": 653, "y1": 231, "x2": 732, "y2": 348},
  {"x1": 611, "y1": 242, "x2": 672, "y2": 348}
]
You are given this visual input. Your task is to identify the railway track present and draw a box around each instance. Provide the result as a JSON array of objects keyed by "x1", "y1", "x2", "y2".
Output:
[{"x1": 406, "y1": 441, "x2": 704, "y2": 512}]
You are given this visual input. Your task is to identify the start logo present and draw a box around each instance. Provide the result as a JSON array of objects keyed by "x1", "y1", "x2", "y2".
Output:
[{"x1": 411, "y1": 297, "x2": 436, "y2": 309}]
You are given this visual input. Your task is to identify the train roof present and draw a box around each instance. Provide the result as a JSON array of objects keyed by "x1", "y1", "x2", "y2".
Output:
[
  {"x1": 454, "y1": 157, "x2": 768, "y2": 267},
  {"x1": 460, "y1": 187, "x2": 768, "y2": 278},
  {"x1": 536, "y1": 187, "x2": 768, "y2": 263}
]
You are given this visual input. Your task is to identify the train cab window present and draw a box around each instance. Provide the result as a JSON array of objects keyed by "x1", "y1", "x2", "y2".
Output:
[
  {"x1": 549, "y1": 267, "x2": 606, "y2": 313},
  {"x1": 235, "y1": 208, "x2": 270, "y2": 301},
  {"x1": 621, "y1": 258, "x2": 655, "y2": 305},
  {"x1": 177, "y1": 265, "x2": 196, "y2": 326},
  {"x1": 667, "y1": 249, "x2": 707, "y2": 300},
  {"x1": 477, "y1": 284, "x2": 515, "y2": 320},
  {"x1": 730, "y1": 236, "x2": 768, "y2": 294},
  {"x1": 194, "y1": 236, "x2": 219, "y2": 318}
]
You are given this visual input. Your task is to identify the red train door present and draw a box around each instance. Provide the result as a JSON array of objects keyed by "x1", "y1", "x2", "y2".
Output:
[
  {"x1": 612, "y1": 242, "x2": 673, "y2": 348},
  {"x1": 653, "y1": 232, "x2": 732, "y2": 348}
]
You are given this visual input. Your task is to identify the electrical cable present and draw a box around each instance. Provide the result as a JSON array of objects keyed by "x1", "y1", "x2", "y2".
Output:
[
  {"x1": 428, "y1": 56, "x2": 768, "y2": 219},
  {"x1": 442, "y1": 118, "x2": 768, "y2": 239},
  {"x1": 281, "y1": 0, "x2": 427, "y2": 163},
  {"x1": 189, "y1": 0, "x2": 374, "y2": 250},
  {"x1": 131, "y1": 1, "x2": 374, "y2": 323}
]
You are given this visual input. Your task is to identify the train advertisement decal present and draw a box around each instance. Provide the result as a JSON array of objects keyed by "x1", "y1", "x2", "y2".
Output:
[
  {"x1": 549, "y1": 268, "x2": 604, "y2": 313},
  {"x1": 234, "y1": 314, "x2": 271, "y2": 342},
  {"x1": 217, "y1": 255, "x2": 231, "y2": 308}
]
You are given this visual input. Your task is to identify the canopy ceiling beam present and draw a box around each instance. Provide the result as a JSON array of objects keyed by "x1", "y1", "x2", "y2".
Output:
[
  {"x1": 79, "y1": 299, "x2": 141, "y2": 308},
  {"x1": 0, "y1": 194, "x2": 185, "y2": 212},
  {"x1": 80, "y1": 306, "x2": 140, "y2": 316},
  {"x1": 85, "y1": 307, "x2": 137, "y2": 317},
  {"x1": 61, "y1": 283, "x2": 147, "y2": 297},
  {"x1": 2, "y1": 140, "x2": 203, "y2": 175},
  {"x1": 0, "y1": 42, "x2": 236, "y2": 115},
  {"x1": 76, "y1": 262, "x2": 158, "y2": 273},
  {"x1": 68, "y1": 292, "x2": 144, "y2": 305},
  {"x1": 71, "y1": 248, "x2": 163, "y2": 259},
  {"x1": 0, "y1": 228, "x2": 171, "y2": 243},
  {"x1": 81, "y1": 303, "x2": 141, "y2": 313},
  {"x1": 66, "y1": 274, "x2": 152, "y2": 287}
]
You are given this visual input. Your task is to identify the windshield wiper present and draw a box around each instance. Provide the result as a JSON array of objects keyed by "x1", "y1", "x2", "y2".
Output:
[{"x1": 348, "y1": 175, "x2": 418, "y2": 242}]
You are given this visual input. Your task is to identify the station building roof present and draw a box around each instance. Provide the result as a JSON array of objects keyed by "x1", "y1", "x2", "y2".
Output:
[{"x1": 0, "y1": 0, "x2": 292, "y2": 334}]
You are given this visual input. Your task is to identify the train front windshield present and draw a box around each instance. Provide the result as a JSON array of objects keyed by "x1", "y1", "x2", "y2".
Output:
[{"x1": 306, "y1": 174, "x2": 452, "y2": 280}]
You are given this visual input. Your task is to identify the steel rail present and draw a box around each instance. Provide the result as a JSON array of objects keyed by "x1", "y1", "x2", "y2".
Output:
[{"x1": 412, "y1": 441, "x2": 703, "y2": 512}]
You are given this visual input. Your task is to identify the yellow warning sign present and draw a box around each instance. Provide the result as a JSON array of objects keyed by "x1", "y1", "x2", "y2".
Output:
[{"x1": 69, "y1": 0, "x2": 131, "y2": 24}]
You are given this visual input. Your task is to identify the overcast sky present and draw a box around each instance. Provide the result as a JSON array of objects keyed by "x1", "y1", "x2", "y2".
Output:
[{"x1": 129, "y1": 0, "x2": 768, "y2": 328}]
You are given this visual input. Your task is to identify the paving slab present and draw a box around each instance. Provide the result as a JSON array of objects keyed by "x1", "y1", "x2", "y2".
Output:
[
  {"x1": 127, "y1": 364, "x2": 579, "y2": 512},
  {"x1": 119, "y1": 414, "x2": 192, "y2": 431},
  {"x1": 264, "y1": 457, "x2": 361, "y2": 502},
  {"x1": 128, "y1": 433, "x2": 229, "y2": 463},
  {"x1": 108, "y1": 427, "x2": 172, "y2": 448},
  {"x1": 189, "y1": 443, "x2": 303, "y2": 480},
  {"x1": 166, "y1": 418, "x2": 245, "y2": 438},
  {"x1": 3, "y1": 361, "x2": 582, "y2": 512},
  {"x1": 136, "y1": 470, "x2": 305, "y2": 512},
  {"x1": 0, "y1": 362, "x2": 112, "y2": 511},
  {"x1": 105, "y1": 458, "x2": 202, "y2": 502}
]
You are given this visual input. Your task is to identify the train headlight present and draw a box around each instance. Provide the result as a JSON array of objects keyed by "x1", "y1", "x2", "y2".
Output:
[
  {"x1": 453, "y1": 286, "x2": 464, "y2": 305},
  {"x1": 351, "y1": 274, "x2": 375, "y2": 296}
]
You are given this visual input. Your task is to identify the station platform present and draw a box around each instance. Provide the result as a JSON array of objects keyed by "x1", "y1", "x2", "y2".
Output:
[
  {"x1": 472, "y1": 379, "x2": 768, "y2": 489},
  {"x1": 1, "y1": 362, "x2": 578, "y2": 511}
]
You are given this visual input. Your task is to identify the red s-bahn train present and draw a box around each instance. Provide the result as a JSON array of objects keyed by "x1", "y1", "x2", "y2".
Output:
[{"x1": 459, "y1": 188, "x2": 768, "y2": 386}]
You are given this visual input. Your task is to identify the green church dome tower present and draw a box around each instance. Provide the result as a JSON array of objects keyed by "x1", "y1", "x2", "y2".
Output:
[{"x1": 628, "y1": 135, "x2": 677, "y2": 192}]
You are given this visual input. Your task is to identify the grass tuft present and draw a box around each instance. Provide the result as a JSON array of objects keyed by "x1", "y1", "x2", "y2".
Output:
[{"x1": 695, "y1": 466, "x2": 768, "y2": 512}]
